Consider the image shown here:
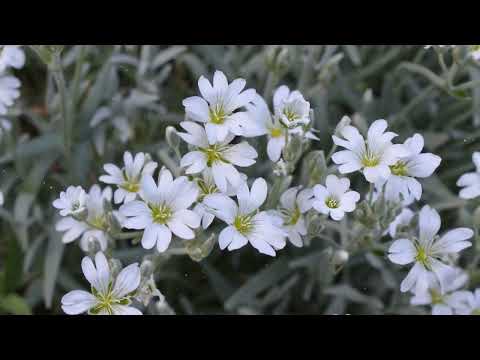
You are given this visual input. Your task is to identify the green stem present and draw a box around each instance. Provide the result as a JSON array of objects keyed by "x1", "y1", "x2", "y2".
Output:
[
  {"x1": 70, "y1": 45, "x2": 87, "y2": 110},
  {"x1": 51, "y1": 53, "x2": 71, "y2": 169}
]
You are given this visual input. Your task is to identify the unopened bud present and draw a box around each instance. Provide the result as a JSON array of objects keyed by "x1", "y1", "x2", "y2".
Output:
[
  {"x1": 165, "y1": 126, "x2": 181, "y2": 153},
  {"x1": 334, "y1": 116, "x2": 351, "y2": 137},
  {"x1": 332, "y1": 250, "x2": 349, "y2": 265},
  {"x1": 185, "y1": 233, "x2": 217, "y2": 262}
]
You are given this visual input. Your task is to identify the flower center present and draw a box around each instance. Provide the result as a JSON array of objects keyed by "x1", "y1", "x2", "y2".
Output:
[
  {"x1": 150, "y1": 203, "x2": 172, "y2": 224},
  {"x1": 120, "y1": 181, "x2": 140, "y2": 193},
  {"x1": 325, "y1": 197, "x2": 340, "y2": 209},
  {"x1": 72, "y1": 201, "x2": 81, "y2": 212},
  {"x1": 209, "y1": 105, "x2": 227, "y2": 124},
  {"x1": 90, "y1": 284, "x2": 131, "y2": 315},
  {"x1": 429, "y1": 289, "x2": 444, "y2": 305},
  {"x1": 361, "y1": 148, "x2": 380, "y2": 167},
  {"x1": 234, "y1": 214, "x2": 254, "y2": 235},
  {"x1": 270, "y1": 127, "x2": 283, "y2": 138},
  {"x1": 199, "y1": 145, "x2": 228, "y2": 167},
  {"x1": 281, "y1": 205, "x2": 301, "y2": 226},
  {"x1": 89, "y1": 215, "x2": 108, "y2": 231},
  {"x1": 197, "y1": 179, "x2": 218, "y2": 201},
  {"x1": 390, "y1": 161, "x2": 408, "y2": 176},
  {"x1": 414, "y1": 245, "x2": 431, "y2": 268},
  {"x1": 283, "y1": 107, "x2": 300, "y2": 122}
]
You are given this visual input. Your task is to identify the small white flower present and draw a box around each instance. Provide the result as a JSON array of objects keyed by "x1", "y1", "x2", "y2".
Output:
[
  {"x1": 245, "y1": 94, "x2": 287, "y2": 162},
  {"x1": 387, "y1": 208, "x2": 414, "y2": 238},
  {"x1": 182, "y1": 70, "x2": 256, "y2": 143},
  {"x1": 457, "y1": 152, "x2": 480, "y2": 199},
  {"x1": 203, "y1": 178, "x2": 287, "y2": 257},
  {"x1": 53, "y1": 186, "x2": 88, "y2": 217},
  {"x1": 99, "y1": 151, "x2": 158, "y2": 204},
  {"x1": 269, "y1": 187, "x2": 314, "y2": 247},
  {"x1": 120, "y1": 169, "x2": 200, "y2": 252},
  {"x1": 0, "y1": 75, "x2": 21, "y2": 115},
  {"x1": 455, "y1": 289, "x2": 480, "y2": 315},
  {"x1": 192, "y1": 169, "x2": 247, "y2": 230},
  {"x1": 312, "y1": 175, "x2": 360, "y2": 221},
  {"x1": 0, "y1": 45, "x2": 25, "y2": 73},
  {"x1": 177, "y1": 121, "x2": 257, "y2": 192},
  {"x1": 410, "y1": 268, "x2": 469, "y2": 315},
  {"x1": 332, "y1": 119, "x2": 409, "y2": 183},
  {"x1": 61, "y1": 252, "x2": 142, "y2": 315},
  {"x1": 388, "y1": 205, "x2": 473, "y2": 294},
  {"x1": 273, "y1": 85, "x2": 311, "y2": 129},
  {"x1": 378, "y1": 134, "x2": 441, "y2": 203},
  {"x1": 55, "y1": 185, "x2": 115, "y2": 252}
]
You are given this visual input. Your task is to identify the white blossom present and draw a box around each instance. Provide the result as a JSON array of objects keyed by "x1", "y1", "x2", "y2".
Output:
[
  {"x1": 312, "y1": 175, "x2": 360, "y2": 221},
  {"x1": 269, "y1": 187, "x2": 314, "y2": 247},
  {"x1": 53, "y1": 186, "x2": 88, "y2": 217},
  {"x1": 410, "y1": 268, "x2": 470, "y2": 315},
  {"x1": 388, "y1": 205, "x2": 473, "y2": 294},
  {"x1": 203, "y1": 178, "x2": 287, "y2": 256},
  {"x1": 177, "y1": 121, "x2": 257, "y2": 192},
  {"x1": 377, "y1": 134, "x2": 441, "y2": 203},
  {"x1": 182, "y1": 70, "x2": 256, "y2": 143},
  {"x1": 61, "y1": 252, "x2": 142, "y2": 315},
  {"x1": 119, "y1": 169, "x2": 200, "y2": 252},
  {"x1": 245, "y1": 94, "x2": 287, "y2": 162},
  {"x1": 332, "y1": 119, "x2": 409, "y2": 183},
  {"x1": 455, "y1": 289, "x2": 480, "y2": 315},
  {"x1": 0, "y1": 75, "x2": 21, "y2": 115},
  {"x1": 457, "y1": 152, "x2": 480, "y2": 199},
  {"x1": 192, "y1": 169, "x2": 247, "y2": 230},
  {"x1": 273, "y1": 85, "x2": 310, "y2": 129},
  {"x1": 55, "y1": 185, "x2": 116, "y2": 251},
  {"x1": 99, "y1": 151, "x2": 158, "y2": 204},
  {"x1": 0, "y1": 45, "x2": 25, "y2": 73}
]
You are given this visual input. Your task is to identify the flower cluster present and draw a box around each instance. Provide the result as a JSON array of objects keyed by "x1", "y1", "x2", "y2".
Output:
[{"x1": 52, "y1": 68, "x2": 477, "y2": 316}]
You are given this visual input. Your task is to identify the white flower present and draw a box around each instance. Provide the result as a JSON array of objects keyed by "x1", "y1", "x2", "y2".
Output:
[
  {"x1": 55, "y1": 185, "x2": 115, "y2": 251},
  {"x1": 388, "y1": 205, "x2": 473, "y2": 294},
  {"x1": 377, "y1": 134, "x2": 441, "y2": 203},
  {"x1": 245, "y1": 94, "x2": 287, "y2": 162},
  {"x1": 332, "y1": 119, "x2": 409, "y2": 183},
  {"x1": 0, "y1": 45, "x2": 25, "y2": 73},
  {"x1": 61, "y1": 252, "x2": 142, "y2": 315},
  {"x1": 269, "y1": 187, "x2": 314, "y2": 247},
  {"x1": 387, "y1": 208, "x2": 414, "y2": 238},
  {"x1": 410, "y1": 268, "x2": 470, "y2": 315},
  {"x1": 0, "y1": 76, "x2": 21, "y2": 115},
  {"x1": 99, "y1": 151, "x2": 158, "y2": 204},
  {"x1": 177, "y1": 121, "x2": 257, "y2": 192},
  {"x1": 273, "y1": 85, "x2": 310, "y2": 129},
  {"x1": 182, "y1": 70, "x2": 256, "y2": 143},
  {"x1": 119, "y1": 169, "x2": 200, "y2": 252},
  {"x1": 312, "y1": 175, "x2": 360, "y2": 221},
  {"x1": 192, "y1": 169, "x2": 247, "y2": 230},
  {"x1": 457, "y1": 152, "x2": 480, "y2": 199},
  {"x1": 203, "y1": 178, "x2": 287, "y2": 257},
  {"x1": 53, "y1": 186, "x2": 88, "y2": 217},
  {"x1": 455, "y1": 289, "x2": 480, "y2": 315}
]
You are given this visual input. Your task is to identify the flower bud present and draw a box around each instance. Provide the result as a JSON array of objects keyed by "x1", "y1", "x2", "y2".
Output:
[
  {"x1": 185, "y1": 232, "x2": 217, "y2": 262},
  {"x1": 86, "y1": 236, "x2": 102, "y2": 255},
  {"x1": 334, "y1": 116, "x2": 351, "y2": 137},
  {"x1": 332, "y1": 250, "x2": 349, "y2": 266},
  {"x1": 165, "y1": 126, "x2": 181, "y2": 154}
]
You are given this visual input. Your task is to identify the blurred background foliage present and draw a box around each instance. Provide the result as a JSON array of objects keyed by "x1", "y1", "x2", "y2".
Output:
[{"x1": 1, "y1": 45, "x2": 480, "y2": 315}]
